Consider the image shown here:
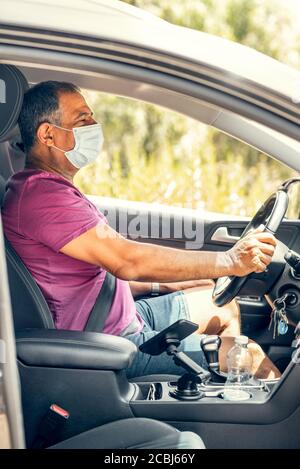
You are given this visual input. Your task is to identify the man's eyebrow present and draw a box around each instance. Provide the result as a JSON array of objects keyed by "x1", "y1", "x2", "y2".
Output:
[{"x1": 74, "y1": 110, "x2": 94, "y2": 120}]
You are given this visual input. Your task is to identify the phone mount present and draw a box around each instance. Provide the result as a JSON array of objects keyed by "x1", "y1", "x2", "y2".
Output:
[
  {"x1": 139, "y1": 320, "x2": 214, "y2": 401},
  {"x1": 165, "y1": 338, "x2": 211, "y2": 400}
]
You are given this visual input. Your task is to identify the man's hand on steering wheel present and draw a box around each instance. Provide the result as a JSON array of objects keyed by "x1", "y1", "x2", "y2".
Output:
[
  {"x1": 213, "y1": 189, "x2": 288, "y2": 306},
  {"x1": 226, "y1": 224, "x2": 277, "y2": 277}
]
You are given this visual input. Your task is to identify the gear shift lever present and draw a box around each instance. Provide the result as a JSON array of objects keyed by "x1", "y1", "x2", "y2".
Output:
[
  {"x1": 201, "y1": 335, "x2": 221, "y2": 372},
  {"x1": 200, "y1": 335, "x2": 227, "y2": 383}
]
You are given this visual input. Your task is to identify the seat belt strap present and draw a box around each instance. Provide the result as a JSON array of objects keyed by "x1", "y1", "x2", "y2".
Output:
[{"x1": 84, "y1": 272, "x2": 116, "y2": 332}]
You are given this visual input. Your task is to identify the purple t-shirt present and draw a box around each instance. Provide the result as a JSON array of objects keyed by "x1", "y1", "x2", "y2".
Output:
[{"x1": 2, "y1": 169, "x2": 143, "y2": 335}]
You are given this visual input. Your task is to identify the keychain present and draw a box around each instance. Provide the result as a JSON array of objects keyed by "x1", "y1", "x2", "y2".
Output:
[
  {"x1": 268, "y1": 294, "x2": 289, "y2": 339},
  {"x1": 277, "y1": 309, "x2": 289, "y2": 335}
]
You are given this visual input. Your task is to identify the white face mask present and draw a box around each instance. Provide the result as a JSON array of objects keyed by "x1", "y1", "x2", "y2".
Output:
[{"x1": 52, "y1": 123, "x2": 104, "y2": 169}]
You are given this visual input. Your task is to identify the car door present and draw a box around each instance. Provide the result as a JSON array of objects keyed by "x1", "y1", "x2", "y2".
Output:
[{"x1": 0, "y1": 215, "x2": 25, "y2": 449}]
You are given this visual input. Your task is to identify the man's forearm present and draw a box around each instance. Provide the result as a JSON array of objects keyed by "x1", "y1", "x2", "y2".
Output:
[
  {"x1": 129, "y1": 279, "x2": 215, "y2": 297},
  {"x1": 118, "y1": 240, "x2": 233, "y2": 282},
  {"x1": 129, "y1": 281, "x2": 152, "y2": 297}
]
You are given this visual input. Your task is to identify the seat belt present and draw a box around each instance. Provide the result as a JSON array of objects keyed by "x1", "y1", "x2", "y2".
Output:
[{"x1": 84, "y1": 272, "x2": 116, "y2": 332}]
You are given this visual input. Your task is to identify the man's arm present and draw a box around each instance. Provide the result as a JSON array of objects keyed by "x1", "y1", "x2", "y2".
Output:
[
  {"x1": 59, "y1": 222, "x2": 276, "y2": 282},
  {"x1": 129, "y1": 279, "x2": 215, "y2": 297}
]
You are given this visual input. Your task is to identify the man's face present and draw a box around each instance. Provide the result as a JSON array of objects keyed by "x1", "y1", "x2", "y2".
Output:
[{"x1": 51, "y1": 91, "x2": 97, "y2": 153}]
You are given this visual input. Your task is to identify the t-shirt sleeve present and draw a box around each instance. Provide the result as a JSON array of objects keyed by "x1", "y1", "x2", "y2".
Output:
[{"x1": 19, "y1": 178, "x2": 106, "y2": 252}]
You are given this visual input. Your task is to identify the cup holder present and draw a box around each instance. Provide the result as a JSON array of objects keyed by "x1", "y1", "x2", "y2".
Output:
[{"x1": 221, "y1": 389, "x2": 253, "y2": 401}]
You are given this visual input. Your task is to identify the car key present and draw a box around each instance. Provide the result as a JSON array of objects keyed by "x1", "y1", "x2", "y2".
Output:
[
  {"x1": 268, "y1": 306, "x2": 278, "y2": 339},
  {"x1": 278, "y1": 308, "x2": 289, "y2": 336},
  {"x1": 269, "y1": 294, "x2": 288, "y2": 339}
]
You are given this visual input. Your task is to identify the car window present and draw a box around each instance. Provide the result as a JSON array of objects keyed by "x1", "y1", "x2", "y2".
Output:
[{"x1": 74, "y1": 90, "x2": 298, "y2": 218}]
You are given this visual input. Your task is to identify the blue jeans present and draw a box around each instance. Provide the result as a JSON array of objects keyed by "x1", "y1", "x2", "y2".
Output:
[{"x1": 124, "y1": 291, "x2": 208, "y2": 379}]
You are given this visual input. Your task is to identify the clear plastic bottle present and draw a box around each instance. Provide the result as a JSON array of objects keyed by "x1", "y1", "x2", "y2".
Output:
[{"x1": 223, "y1": 335, "x2": 253, "y2": 401}]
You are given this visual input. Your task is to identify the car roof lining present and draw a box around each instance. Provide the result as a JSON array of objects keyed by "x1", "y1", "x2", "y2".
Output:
[{"x1": 20, "y1": 64, "x2": 221, "y2": 125}]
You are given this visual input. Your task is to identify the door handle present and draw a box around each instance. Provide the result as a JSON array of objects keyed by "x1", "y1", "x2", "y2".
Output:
[{"x1": 210, "y1": 227, "x2": 240, "y2": 244}]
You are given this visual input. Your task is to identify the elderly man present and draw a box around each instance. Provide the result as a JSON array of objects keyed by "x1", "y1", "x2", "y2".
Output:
[{"x1": 2, "y1": 81, "x2": 280, "y2": 379}]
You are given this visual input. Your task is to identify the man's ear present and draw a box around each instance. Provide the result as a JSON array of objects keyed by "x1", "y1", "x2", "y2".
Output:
[{"x1": 36, "y1": 122, "x2": 54, "y2": 147}]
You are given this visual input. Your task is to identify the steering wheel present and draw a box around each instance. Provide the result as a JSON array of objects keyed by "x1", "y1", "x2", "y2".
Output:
[{"x1": 212, "y1": 190, "x2": 289, "y2": 307}]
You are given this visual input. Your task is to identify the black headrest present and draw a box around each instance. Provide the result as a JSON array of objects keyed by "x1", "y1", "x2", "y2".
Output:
[{"x1": 0, "y1": 65, "x2": 29, "y2": 142}]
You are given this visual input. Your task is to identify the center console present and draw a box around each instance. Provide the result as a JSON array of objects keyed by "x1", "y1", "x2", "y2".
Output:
[
  {"x1": 133, "y1": 377, "x2": 276, "y2": 406},
  {"x1": 129, "y1": 319, "x2": 282, "y2": 425},
  {"x1": 16, "y1": 321, "x2": 300, "y2": 448},
  {"x1": 136, "y1": 319, "x2": 275, "y2": 402}
]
